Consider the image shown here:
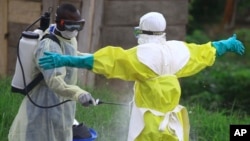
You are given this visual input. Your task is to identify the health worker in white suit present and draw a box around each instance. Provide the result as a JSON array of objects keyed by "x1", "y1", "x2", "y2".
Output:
[{"x1": 8, "y1": 3, "x2": 96, "y2": 141}]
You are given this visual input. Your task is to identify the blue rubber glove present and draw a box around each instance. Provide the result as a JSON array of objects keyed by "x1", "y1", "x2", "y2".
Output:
[
  {"x1": 39, "y1": 52, "x2": 94, "y2": 70},
  {"x1": 211, "y1": 34, "x2": 245, "y2": 56}
]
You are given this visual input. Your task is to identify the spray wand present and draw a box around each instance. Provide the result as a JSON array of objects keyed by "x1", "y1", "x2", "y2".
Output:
[{"x1": 91, "y1": 99, "x2": 129, "y2": 106}]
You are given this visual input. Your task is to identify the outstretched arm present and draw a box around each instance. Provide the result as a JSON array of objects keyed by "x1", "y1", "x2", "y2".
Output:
[
  {"x1": 39, "y1": 52, "x2": 94, "y2": 70},
  {"x1": 176, "y1": 34, "x2": 245, "y2": 78},
  {"x1": 39, "y1": 46, "x2": 156, "y2": 81}
]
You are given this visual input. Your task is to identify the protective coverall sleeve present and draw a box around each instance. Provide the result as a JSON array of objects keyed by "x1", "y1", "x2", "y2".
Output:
[
  {"x1": 35, "y1": 38, "x2": 88, "y2": 101},
  {"x1": 176, "y1": 42, "x2": 216, "y2": 78},
  {"x1": 93, "y1": 46, "x2": 157, "y2": 81}
]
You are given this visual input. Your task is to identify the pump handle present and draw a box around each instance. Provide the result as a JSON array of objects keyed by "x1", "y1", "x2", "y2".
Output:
[{"x1": 39, "y1": 11, "x2": 51, "y2": 31}]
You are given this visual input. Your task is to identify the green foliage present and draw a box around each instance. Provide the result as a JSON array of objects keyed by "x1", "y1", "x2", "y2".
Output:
[
  {"x1": 189, "y1": 0, "x2": 226, "y2": 24},
  {"x1": 235, "y1": 28, "x2": 250, "y2": 58},
  {"x1": 188, "y1": 105, "x2": 249, "y2": 141},
  {"x1": 185, "y1": 30, "x2": 210, "y2": 44},
  {"x1": 237, "y1": 0, "x2": 250, "y2": 22},
  {"x1": 183, "y1": 91, "x2": 222, "y2": 110},
  {"x1": 216, "y1": 68, "x2": 250, "y2": 112},
  {"x1": 0, "y1": 77, "x2": 23, "y2": 141},
  {"x1": 187, "y1": 0, "x2": 226, "y2": 33},
  {"x1": 180, "y1": 61, "x2": 250, "y2": 113}
]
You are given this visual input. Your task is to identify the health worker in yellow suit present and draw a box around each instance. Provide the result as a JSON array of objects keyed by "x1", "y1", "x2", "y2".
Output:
[{"x1": 39, "y1": 12, "x2": 245, "y2": 141}]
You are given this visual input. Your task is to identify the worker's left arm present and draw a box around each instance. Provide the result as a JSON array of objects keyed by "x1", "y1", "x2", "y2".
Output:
[{"x1": 176, "y1": 34, "x2": 245, "y2": 77}]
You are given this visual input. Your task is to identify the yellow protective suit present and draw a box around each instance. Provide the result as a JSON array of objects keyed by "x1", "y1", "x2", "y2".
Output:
[
  {"x1": 92, "y1": 40, "x2": 216, "y2": 141},
  {"x1": 8, "y1": 26, "x2": 88, "y2": 141}
]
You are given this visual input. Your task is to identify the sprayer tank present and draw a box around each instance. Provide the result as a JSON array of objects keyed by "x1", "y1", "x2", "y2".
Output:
[{"x1": 11, "y1": 29, "x2": 43, "y2": 89}]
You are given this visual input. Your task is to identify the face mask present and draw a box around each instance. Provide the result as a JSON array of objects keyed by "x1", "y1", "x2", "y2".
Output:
[{"x1": 60, "y1": 30, "x2": 78, "y2": 39}]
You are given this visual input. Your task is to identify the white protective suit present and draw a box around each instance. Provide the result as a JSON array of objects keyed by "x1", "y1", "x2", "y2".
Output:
[{"x1": 8, "y1": 25, "x2": 88, "y2": 141}]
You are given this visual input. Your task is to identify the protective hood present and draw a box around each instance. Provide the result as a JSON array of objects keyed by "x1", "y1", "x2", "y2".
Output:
[
  {"x1": 137, "y1": 12, "x2": 167, "y2": 45},
  {"x1": 139, "y1": 12, "x2": 166, "y2": 32}
]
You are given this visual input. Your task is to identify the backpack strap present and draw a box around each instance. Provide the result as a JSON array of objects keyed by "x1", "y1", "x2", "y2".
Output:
[
  {"x1": 11, "y1": 72, "x2": 45, "y2": 95},
  {"x1": 12, "y1": 34, "x2": 61, "y2": 95},
  {"x1": 42, "y1": 33, "x2": 61, "y2": 46},
  {"x1": 27, "y1": 33, "x2": 61, "y2": 92}
]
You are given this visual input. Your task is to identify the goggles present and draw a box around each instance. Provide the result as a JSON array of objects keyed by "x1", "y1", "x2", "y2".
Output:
[
  {"x1": 134, "y1": 27, "x2": 165, "y2": 38},
  {"x1": 60, "y1": 19, "x2": 85, "y2": 31}
]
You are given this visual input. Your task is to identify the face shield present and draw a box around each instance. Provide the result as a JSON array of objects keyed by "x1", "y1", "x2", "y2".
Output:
[{"x1": 59, "y1": 19, "x2": 85, "y2": 31}]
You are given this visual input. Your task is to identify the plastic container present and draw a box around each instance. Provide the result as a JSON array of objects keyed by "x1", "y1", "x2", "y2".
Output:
[
  {"x1": 11, "y1": 29, "x2": 43, "y2": 91},
  {"x1": 73, "y1": 128, "x2": 97, "y2": 141}
]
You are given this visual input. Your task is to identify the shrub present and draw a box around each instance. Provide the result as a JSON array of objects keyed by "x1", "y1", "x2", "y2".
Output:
[
  {"x1": 180, "y1": 61, "x2": 250, "y2": 113},
  {"x1": 235, "y1": 28, "x2": 250, "y2": 58}
]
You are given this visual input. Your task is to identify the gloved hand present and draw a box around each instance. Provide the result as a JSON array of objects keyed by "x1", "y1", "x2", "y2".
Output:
[
  {"x1": 211, "y1": 34, "x2": 245, "y2": 56},
  {"x1": 39, "y1": 52, "x2": 94, "y2": 70},
  {"x1": 78, "y1": 93, "x2": 96, "y2": 107}
]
